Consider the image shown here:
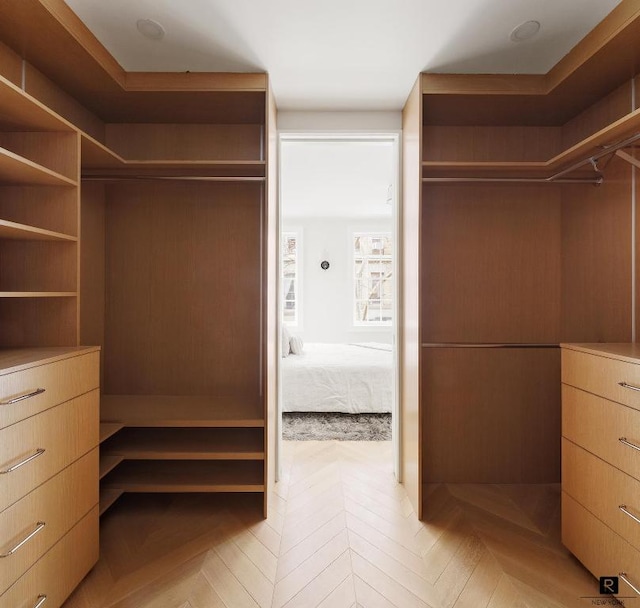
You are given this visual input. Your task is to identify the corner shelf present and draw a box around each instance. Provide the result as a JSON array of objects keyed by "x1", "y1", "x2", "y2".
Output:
[
  {"x1": 99, "y1": 422, "x2": 124, "y2": 443},
  {"x1": 422, "y1": 106, "x2": 640, "y2": 180},
  {"x1": 101, "y1": 395, "x2": 265, "y2": 427},
  {"x1": 0, "y1": 292, "x2": 76, "y2": 298},
  {"x1": 99, "y1": 489, "x2": 124, "y2": 516},
  {"x1": 81, "y1": 133, "x2": 266, "y2": 179},
  {"x1": 102, "y1": 460, "x2": 264, "y2": 493}
]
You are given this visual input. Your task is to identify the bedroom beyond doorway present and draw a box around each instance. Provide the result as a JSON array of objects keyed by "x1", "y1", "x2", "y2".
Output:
[{"x1": 277, "y1": 134, "x2": 400, "y2": 473}]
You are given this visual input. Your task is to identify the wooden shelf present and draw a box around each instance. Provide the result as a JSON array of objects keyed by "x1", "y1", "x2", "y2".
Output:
[
  {"x1": 103, "y1": 428, "x2": 264, "y2": 460},
  {"x1": 422, "y1": 107, "x2": 640, "y2": 179},
  {"x1": 101, "y1": 395, "x2": 264, "y2": 427},
  {"x1": 99, "y1": 451, "x2": 123, "y2": 479},
  {"x1": 0, "y1": 219, "x2": 77, "y2": 242},
  {"x1": 100, "y1": 422, "x2": 124, "y2": 443},
  {"x1": 81, "y1": 133, "x2": 266, "y2": 178},
  {"x1": 0, "y1": 292, "x2": 76, "y2": 298},
  {"x1": 0, "y1": 74, "x2": 74, "y2": 132},
  {"x1": 0, "y1": 146, "x2": 77, "y2": 186},
  {"x1": 99, "y1": 488, "x2": 124, "y2": 516},
  {"x1": 102, "y1": 460, "x2": 264, "y2": 493}
]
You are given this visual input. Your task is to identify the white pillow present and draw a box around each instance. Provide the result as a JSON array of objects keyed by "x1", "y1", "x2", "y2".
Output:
[
  {"x1": 282, "y1": 325, "x2": 291, "y2": 357},
  {"x1": 289, "y1": 334, "x2": 304, "y2": 355}
]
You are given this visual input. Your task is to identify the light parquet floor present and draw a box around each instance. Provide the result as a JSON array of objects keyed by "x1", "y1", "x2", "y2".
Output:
[{"x1": 64, "y1": 441, "x2": 605, "y2": 608}]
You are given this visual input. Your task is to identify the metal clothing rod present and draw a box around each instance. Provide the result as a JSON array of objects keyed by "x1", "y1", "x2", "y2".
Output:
[
  {"x1": 421, "y1": 343, "x2": 559, "y2": 348},
  {"x1": 81, "y1": 175, "x2": 265, "y2": 182}
]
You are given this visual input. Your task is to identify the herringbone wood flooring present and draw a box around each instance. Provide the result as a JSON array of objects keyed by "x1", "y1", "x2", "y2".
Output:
[{"x1": 63, "y1": 441, "x2": 602, "y2": 608}]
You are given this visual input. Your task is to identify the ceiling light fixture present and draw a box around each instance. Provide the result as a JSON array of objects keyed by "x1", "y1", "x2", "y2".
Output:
[
  {"x1": 136, "y1": 18, "x2": 165, "y2": 41},
  {"x1": 509, "y1": 20, "x2": 541, "y2": 43}
]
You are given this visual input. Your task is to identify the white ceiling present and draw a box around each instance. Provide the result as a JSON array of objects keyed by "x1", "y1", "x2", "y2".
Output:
[
  {"x1": 280, "y1": 140, "x2": 395, "y2": 218},
  {"x1": 64, "y1": 0, "x2": 621, "y2": 111}
]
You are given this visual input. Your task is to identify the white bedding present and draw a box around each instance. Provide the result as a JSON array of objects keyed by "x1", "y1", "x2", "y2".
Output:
[{"x1": 282, "y1": 342, "x2": 393, "y2": 414}]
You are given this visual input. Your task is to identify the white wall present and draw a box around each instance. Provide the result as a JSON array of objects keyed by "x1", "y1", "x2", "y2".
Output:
[
  {"x1": 278, "y1": 111, "x2": 402, "y2": 132},
  {"x1": 283, "y1": 216, "x2": 393, "y2": 344}
]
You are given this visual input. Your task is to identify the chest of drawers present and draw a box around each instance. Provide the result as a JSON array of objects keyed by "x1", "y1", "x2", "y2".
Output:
[
  {"x1": 562, "y1": 343, "x2": 640, "y2": 598},
  {"x1": 0, "y1": 347, "x2": 100, "y2": 607}
]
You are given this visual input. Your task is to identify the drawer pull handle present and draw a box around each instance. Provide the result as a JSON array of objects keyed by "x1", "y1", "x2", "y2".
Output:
[
  {"x1": 619, "y1": 382, "x2": 640, "y2": 393},
  {"x1": 33, "y1": 595, "x2": 47, "y2": 608},
  {"x1": 0, "y1": 522, "x2": 45, "y2": 558},
  {"x1": 0, "y1": 387, "x2": 45, "y2": 406},
  {"x1": 619, "y1": 437, "x2": 640, "y2": 452},
  {"x1": 619, "y1": 504, "x2": 640, "y2": 524},
  {"x1": 620, "y1": 572, "x2": 640, "y2": 595},
  {"x1": 0, "y1": 448, "x2": 45, "y2": 474}
]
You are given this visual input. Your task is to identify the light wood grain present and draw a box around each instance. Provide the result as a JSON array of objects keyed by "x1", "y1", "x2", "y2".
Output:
[
  {"x1": 0, "y1": 145, "x2": 76, "y2": 186},
  {"x1": 0, "y1": 449, "x2": 97, "y2": 593},
  {"x1": 0, "y1": 389, "x2": 98, "y2": 511},
  {"x1": 0, "y1": 346, "x2": 99, "y2": 376},
  {"x1": 102, "y1": 460, "x2": 264, "y2": 493},
  {"x1": 563, "y1": 438, "x2": 640, "y2": 553},
  {"x1": 562, "y1": 492, "x2": 640, "y2": 595},
  {"x1": 421, "y1": 185, "x2": 562, "y2": 343},
  {"x1": 0, "y1": 40, "x2": 22, "y2": 88},
  {"x1": 99, "y1": 423, "x2": 123, "y2": 443},
  {"x1": 100, "y1": 395, "x2": 264, "y2": 427},
  {"x1": 0, "y1": 218, "x2": 76, "y2": 241},
  {"x1": 561, "y1": 155, "x2": 632, "y2": 343},
  {"x1": 563, "y1": 384, "x2": 640, "y2": 484},
  {"x1": 0, "y1": 506, "x2": 98, "y2": 608},
  {"x1": 103, "y1": 428, "x2": 265, "y2": 460},
  {"x1": 98, "y1": 488, "x2": 123, "y2": 516},
  {"x1": 562, "y1": 348, "x2": 640, "y2": 411},
  {"x1": 421, "y1": 347, "x2": 561, "y2": 484},
  {"x1": 401, "y1": 77, "x2": 422, "y2": 518},
  {"x1": 103, "y1": 182, "x2": 262, "y2": 396},
  {"x1": 0, "y1": 349, "x2": 99, "y2": 429}
]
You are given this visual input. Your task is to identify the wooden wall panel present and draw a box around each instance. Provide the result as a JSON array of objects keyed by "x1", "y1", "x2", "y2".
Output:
[
  {"x1": 422, "y1": 126, "x2": 561, "y2": 162},
  {"x1": 421, "y1": 184, "x2": 562, "y2": 344},
  {"x1": 104, "y1": 182, "x2": 263, "y2": 397},
  {"x1": 562, "y1": 79, "x2": 633, "y2": 150},
  {"x1": 401, "y1": 77, "x2": 422, "y2": 518},
  {"x1": 24, "y1": 63, "x2": 105, "y2": 141},
  {"x1": 105, "y1": 124, "x2": 263, "y2": 161},
  {"x1": 421, "y1": 347, "x2": 560, "y2": 483},
  {"x1": 80, "y1": 182, "x2": 105, "y2": 353},
  {"x1": 0, "y1": 185, "x2": 77, "y2": 235},
  {"x1": 561, "y1": 155, "x2": 632, "y2": 343},
  {"x1": 0, "y1": 40, "x2": 22, "y2": 87}
]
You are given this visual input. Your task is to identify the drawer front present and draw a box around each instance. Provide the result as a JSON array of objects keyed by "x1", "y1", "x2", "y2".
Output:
[
  {"x1": 0, "y1": 449, "x2": 98, "y2": 594},
  {"x1": 562, "y1": 492, "x2": 640, "y2": 596},
  {"x1": 0, "y1": 506, "x2": 98, "y2": 608},
  {"x1": 0, "y1": 351, "x2": 99, "y2": 430},
  {"x1": 0, "y1": 390, "x2": 99, "y2": 511},
  {"x1": 562, "y1": 384, "x2": 640, "y2": 482},
  {"x1": 563, "y1": 438, "x2": 640, "y2": 552},
  {"x1": 562, "y1": 348, "x2": 640, "y2": 411}
]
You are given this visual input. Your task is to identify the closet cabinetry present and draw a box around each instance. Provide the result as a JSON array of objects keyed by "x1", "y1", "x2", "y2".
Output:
[{"x1": 402, "y1": 3, "x2": 640, "y2": 518}]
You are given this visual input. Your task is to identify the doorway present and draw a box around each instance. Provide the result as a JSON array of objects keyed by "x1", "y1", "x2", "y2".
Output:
[{"x1": 276, "y1": 134, "x2": 401, "y2": 480}]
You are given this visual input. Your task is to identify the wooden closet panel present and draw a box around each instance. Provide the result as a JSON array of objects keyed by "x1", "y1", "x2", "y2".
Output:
[
  {"x1": 0, "y1": 241, "x2": 76, "y2": 291},
  {"x1": 0, "y1": 186, "x2": 77, "y2": 236},
  {"x1": 561, "y1": 79, "x2": 633, "y2": 150},
  {"x1": 421, "y1": 184, "x2": 561, "y2": 344},
  {"x1": 0, "y1": 40, "x2": 22, "y2": 87},
  {"x1": 80, "y1": 182, "x2": 105, "y2": 352},
  {"x1": 0, "y1": 298, "x2": 77, "y2": 347},
  {"x1": 421, "y1": 347, "x2": 561, "y2": 483},
  {"x1": 104, "y1": 182, "x2": 262, "y2": 395},
  {"x1": 422, "y1": 126, "x2": 561, "y2": 162},
  {"x1": 561, "y1": 155, "x2": 632, "y2": 343},
  {"x1": 105, "y1": 124, "x2": 263, "y2": 161}
]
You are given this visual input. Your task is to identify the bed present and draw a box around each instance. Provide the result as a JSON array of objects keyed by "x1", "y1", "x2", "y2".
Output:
[{"x1": 281, "y1": 342, "x2": 393, "y2": 414}]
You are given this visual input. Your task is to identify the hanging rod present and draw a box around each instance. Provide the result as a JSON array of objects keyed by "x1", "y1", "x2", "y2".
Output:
[
  {"x1": 423, "y1": 130, "x2": 640, "y2": 185},
  {"x1": 81, "y1": 175, "x2": 265, "y2": 182}
]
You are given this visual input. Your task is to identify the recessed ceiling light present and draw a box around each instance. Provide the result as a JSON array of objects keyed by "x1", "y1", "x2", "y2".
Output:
[
  {"x1": 136, "y1": 18, "x2": 165, "y2": 41},
  {"x1": 510, "y1": 20, "x2": 541, "y2": 43}
]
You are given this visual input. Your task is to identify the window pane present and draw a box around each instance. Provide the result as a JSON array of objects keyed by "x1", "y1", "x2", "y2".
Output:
[{"x1": 353, "y1": 232, "x2": 392, "y2": 325}]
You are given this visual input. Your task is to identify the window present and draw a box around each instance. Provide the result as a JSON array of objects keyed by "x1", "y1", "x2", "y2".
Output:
[
  {"x1": 353, "y1": 233, "x2": 392, "y2": 325},
  {"x1": 282, "y1": 232, "x2": 299, "y2": 325}
]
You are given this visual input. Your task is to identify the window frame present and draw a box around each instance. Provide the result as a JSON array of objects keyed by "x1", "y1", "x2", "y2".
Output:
[{"x1": 281, "y1": 229, "x2": 302, "y2": 328}]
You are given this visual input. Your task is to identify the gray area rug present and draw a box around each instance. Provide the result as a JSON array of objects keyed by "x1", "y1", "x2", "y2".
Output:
[{"x1": 282, "y1": 412, "x2": 391, "y2": 441}]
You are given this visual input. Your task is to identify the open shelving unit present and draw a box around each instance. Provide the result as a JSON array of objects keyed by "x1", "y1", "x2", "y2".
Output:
[{"x1": 0, "y1": 73, "x2": 80, "y2": 348}]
